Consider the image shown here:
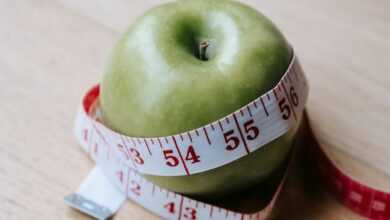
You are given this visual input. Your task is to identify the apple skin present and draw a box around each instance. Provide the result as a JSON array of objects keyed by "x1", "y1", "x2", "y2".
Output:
[{"x1": 101, "y1": 0, "x2": 298, "y2": 197}]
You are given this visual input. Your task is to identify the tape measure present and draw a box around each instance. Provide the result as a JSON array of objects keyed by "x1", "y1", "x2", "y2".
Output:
[{"x1": 64, "y1": 54, "x2": 390, "y2": 220}]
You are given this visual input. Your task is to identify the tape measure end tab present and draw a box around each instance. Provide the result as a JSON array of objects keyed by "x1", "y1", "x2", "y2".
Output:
[{"x1": 64, "y1": 193, "x2": 113, "y2": 220}]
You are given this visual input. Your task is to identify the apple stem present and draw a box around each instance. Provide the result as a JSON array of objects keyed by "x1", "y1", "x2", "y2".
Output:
[{"x1": 198, "y1": 41, "x2": 210, "y2": 61}]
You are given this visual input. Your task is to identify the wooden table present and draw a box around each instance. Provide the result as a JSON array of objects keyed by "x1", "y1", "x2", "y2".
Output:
[{"x1": 1, "y1": 0, "x2": 389, "y2": 219}]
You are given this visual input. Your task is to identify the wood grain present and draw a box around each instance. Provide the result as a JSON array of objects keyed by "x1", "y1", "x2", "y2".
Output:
[{"x1": 0, "y1": 0, "x2": 388, "y2": 219}]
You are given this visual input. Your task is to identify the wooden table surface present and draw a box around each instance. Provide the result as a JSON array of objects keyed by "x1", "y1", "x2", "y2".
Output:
[{"x1": 1, "y1": 0, "x2": 389, "y2": 219}]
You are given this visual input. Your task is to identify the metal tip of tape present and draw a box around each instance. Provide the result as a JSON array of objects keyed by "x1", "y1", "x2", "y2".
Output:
[{"x1": 64, "y1": 193, "x2": 113, "y2": 220}]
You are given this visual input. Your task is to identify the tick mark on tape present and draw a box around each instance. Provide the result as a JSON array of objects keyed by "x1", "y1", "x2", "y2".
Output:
[
  {"x1": 83, "y1": 129, "x2": 88, "y2": 142},
  {"x1": 116, "y1": 171, "x2": 123, "y2": 184},
  {"x1": 253, "y1": 100, "x2": 258, "y2": 108},
  {"x1": 186, "y1": 132, "x2": 193, "y2": 142},
  {"x1": 247, "y1": 106, "x2": 252, "y2": 117},
  {"x1": 281, "y1": 82, "x2": 297, "y2": 120},
  {"x1": 86, "y1": 127, "x2": 94, "y2": 152},
  {"x1": 172, "y1": 136, "x2": 190, "y2": 176},
  {"x1": 232, "y1": 113, "x2": 250, "y2": 154},
  {"x1": 292, "y1": 65, "x2": 299, "y2": 79},
  {"x1": 90, "y1": 123, "x2": 111, "y2": 160},
  {"x1": 157, "y1": 138, "x2": 163, "y2": 148},
  {"x1": 93, "y1": 143, "x2": 98, "y2": 155},
  {"x1": 122, "y1": 138, "x2": 138, "y2": 169},
  {"x1": 143, "y1": 139, "x2": 152, "y2": 155},
  {"x1": 218, "y1": 121, "x2": 224, "y2": 131},
  {"x1": 125, "y1": 169, "x2": 131, "y2": 195},
  {"x1": 287, "y1": 74, "x2": 292, "y2": 82},
  {"x1": 273, "y1": 89, "x2": 279, "y2": 100},
  {"x1": 203, "y1": 127, "x2": 211, "y2": 145},
  {"x1": 260, "y1": 97, "x2": 269, "y2": 116},
  {"x1": 91, "y1": 123, "x2": 108, "y2": 145},
  {"x1": 209, "y1": 206, "x2": 214, "y2": 217},
  {"x1": 178, "y1": 196, "x2": 184, "y2": 220},
  {"x1": 118, "y1": 138, "x2": 129, "y2": 160}
]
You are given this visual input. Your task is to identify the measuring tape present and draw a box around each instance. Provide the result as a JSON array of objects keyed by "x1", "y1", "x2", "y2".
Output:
[{"x1": 65, "y1": 54, "x2": 390, "y2": 220}]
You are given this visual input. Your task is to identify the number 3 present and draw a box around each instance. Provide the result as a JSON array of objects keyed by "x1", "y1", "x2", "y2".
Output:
[
  {"x1": 183, "y1": 207, "x2": 197, "y2": 220},
  {"x1": 130, "y1": 148, "x2": 144, "y2": 165}
]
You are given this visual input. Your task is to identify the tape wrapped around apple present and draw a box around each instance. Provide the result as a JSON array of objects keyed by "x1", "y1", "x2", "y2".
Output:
[{"x1": 100, "y1": 0, "x2": 302, "y2": 198}]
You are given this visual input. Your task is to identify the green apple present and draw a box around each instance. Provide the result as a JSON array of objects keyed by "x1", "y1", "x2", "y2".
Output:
[{"x1": 101, "y1": 0, "x2": 299, "y2": 198}]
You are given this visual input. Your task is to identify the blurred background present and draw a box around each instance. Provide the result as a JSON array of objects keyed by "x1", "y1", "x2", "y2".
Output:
[{"x1": 0, "y1": 0, "x2": 389, "y2": 219}]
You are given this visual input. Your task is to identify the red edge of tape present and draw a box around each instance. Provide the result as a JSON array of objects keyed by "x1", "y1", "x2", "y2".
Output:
[{"x1": 312, "y1": 144, "x2": 390, "y2": 219}]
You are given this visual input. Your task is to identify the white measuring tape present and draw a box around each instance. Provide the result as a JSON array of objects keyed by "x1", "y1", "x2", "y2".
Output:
[
  {"x1": 65, "y1": 54, "x2": 308, "y2": 220},
  {"x1": 75, "y1": 55, "x2": 308, "y2": 177},
  {"x1": 61, "y1": 51, "x2": 305, "y2": 220}
]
